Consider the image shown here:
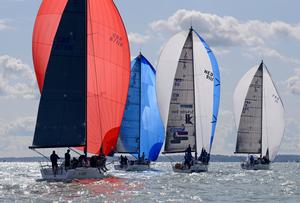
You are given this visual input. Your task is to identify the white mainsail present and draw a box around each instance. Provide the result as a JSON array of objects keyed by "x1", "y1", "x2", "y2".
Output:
[
  {"x1": 233, "y1": 62, "x2": 285, "y2": 161},
  {"x1": 156, "y1": 28, "x2": 220, "y2": 155}
]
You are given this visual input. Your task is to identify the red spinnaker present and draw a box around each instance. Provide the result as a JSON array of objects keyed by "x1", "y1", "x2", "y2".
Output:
[{"x1": 32, "y1": 0, "x2": 130, "y2": 155}]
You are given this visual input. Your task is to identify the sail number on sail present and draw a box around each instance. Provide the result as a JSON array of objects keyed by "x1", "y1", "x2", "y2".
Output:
[
  {"x1": 204, "y1": 69, "x2": 214, "y2": 81},
  {"x1": 110, "y1": 33, "x2": 123, "y2": 47}
]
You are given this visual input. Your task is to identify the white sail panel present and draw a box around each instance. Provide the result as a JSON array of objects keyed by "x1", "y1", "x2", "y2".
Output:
[
  {"x1": 262, "y1": 65, "x2": 285, "y2": 161},
  {"x1": 233, "y1": 66, "x2": 258, "y2": 129},
  {"x1": 192, "y1": 32, "x2": 214, "y2": 153},
  {"x1": 156, "y1": 31, "x2": 189, "y2": 133}
]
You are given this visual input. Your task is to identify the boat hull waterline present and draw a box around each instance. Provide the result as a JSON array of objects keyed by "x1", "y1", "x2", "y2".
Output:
[
  {"x1": 241, "y1": 162, "x2": 270, "y2": 170},
  {"x1": 41, "y1": 167, "x2": 106, "y2": 180},
  {"x1": 114, "y1": 163, "x2": 150, "y2": 171},
  {"x1": 172, "y1": 162, "x2": 208, "y2": 173}
]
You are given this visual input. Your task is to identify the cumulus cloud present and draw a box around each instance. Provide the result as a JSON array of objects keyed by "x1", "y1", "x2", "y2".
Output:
[
  {"x1": 280, "y1": 118, "x2": 300, "y2": 154},
  {"x1": 243, "y1": 47, "x2": 300, "y2": 65},
  {"x1": 0, "y1": 116, "x2": 36, "y2": 157},
  {"x1": 0, "y1": 55, "x2": 38, "y2": 99},
  {"x1": 128, "y1": 32, "x2": 151, "y2": 45},
  {"x1": 0, "y1": 19, "x2": 10, "y2": 30},
  {"x1": 212, "y1": 110, "x2": 236, "y2": 155},
  {"x1": 2, "y1": 117, "x2": 35, "y2": 137},
  {"x1": 150, "y1": 9, "x2": 300, "y2": 48},
  {"x1": 286, "y1": 69, "x2": 300, "y2": 95}
]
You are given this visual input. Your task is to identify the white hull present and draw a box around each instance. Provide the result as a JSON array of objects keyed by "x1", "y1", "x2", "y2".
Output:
[
  {"x1": 241, "y1": 162, "x2": 270, "y2": 170},
  {"x1": 172, "y1": 162, "x2": 208, "y2": 173},
  {"x1": 114, "y1": 163, "x2": 150, "y2": 171},
  {"x1": 41, "y1": 167, "x2": 106, "y2": 180}
]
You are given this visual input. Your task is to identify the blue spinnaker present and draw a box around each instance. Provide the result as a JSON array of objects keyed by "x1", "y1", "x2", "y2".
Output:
[
  {"x1": 117, "y1": 54, "x2": 164, "y2": 161},
  {"x1": 194, "y1": 31, "x2": 221, "y2": 153}
]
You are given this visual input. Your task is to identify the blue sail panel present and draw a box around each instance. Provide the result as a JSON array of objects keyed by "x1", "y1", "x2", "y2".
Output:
[
  {"x1": 194, "y1": 31, "x2": 221, "y2": 153},
  {"x1": 140, "y1": 56, "x2": 164, "y2": 161},
  {"x1": 116, "y1": 58, "x2": 141, "y2": 154}
]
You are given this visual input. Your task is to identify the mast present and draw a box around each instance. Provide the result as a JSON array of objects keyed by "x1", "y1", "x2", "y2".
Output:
[
  {"x1": 84, "y1": 0, "x2": 88, "y2": 157},
  {"x1": 260, "y1": 60, "x2": 264, "y2": 157},
  {"x1": 190, "y1": 27, "x2": 197, "y2": 159},
  {"x1": 138, "y1": 53, "x2": 142, "y2": 157}
]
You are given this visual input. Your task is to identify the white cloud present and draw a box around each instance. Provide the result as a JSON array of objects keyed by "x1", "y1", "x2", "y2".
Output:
[
  {"x1": 212, "y1": 110, "x2": 236, "y2": 155},
  {"x1": 286, "y1": 69, "x2": 300, "y2": 95},
  {"x1": 150, "y1": 9, "x2": 300, "y2": 48},
  {"x1": 280, "y1": 118, "x2": 300, "y2": 154},
  {"x1": 0, "y1": 116, "x2": 36, "y2": 157},
  {"x1": 243, "y1": 47, "x2": 300, "y2": 65},
  {"x1": 0, "y1": 116, "x2": 35, "y2": 137},
  {"x1": 0, "y1": 19, "x2": 10, "y2": 30},
  {"x1": 128, "y1": 32, "x2": 151, "y2": 45},
  {"x1": 0, "y1": 55, "x2": 38, "y2": 99}
]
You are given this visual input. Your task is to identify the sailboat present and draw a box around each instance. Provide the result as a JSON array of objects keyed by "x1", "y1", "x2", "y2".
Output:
[
  {"x1": 29, "y1": 0, "x2": 130, "y2": 180},
  {"x1": 233, "y1": 61, "x2": 285, "y2": 170},
  {"x1": 114, "y1": 53, "x2": 164, "y2": 171},
  {"x1": 156, "y1": 27, "x2": 221, "y2": 173}
]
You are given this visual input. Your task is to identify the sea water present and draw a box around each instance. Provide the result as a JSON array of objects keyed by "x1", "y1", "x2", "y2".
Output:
[{"x1": 0, "y1": 162, "x2": 299, "y2": 202}]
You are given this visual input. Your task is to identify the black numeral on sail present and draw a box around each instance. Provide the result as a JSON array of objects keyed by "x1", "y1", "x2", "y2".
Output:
[
  {"x1": 204, "y1": 69, "x2": 214, "y2": 81},
  {"x1": 110, "y1": 33, "x2": 123, "y2": 47}
]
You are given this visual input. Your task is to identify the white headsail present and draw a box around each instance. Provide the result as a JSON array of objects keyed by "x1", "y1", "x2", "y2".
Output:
[
  {"x1": 233, "y1": 62, "x2": 285, "y2": 161},
  {"x1": 156, "y1": 28, "x2": 220, "y2": 155}
]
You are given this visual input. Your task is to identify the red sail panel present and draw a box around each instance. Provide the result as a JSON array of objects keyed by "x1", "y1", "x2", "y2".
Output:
[
  {"x1": 87, "y1": 0, "x2": 130, "y2": 155},
  {"x1": 32, "y1": 0, "x2": 68, "y2": 92}
]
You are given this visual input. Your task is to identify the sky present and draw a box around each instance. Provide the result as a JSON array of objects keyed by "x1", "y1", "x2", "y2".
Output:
[{"x1": 0, "y1": 0, "x2": 299, "y2": 157}]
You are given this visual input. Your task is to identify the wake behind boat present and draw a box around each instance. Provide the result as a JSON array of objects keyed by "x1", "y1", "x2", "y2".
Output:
[
  {"x1": 156, "y1": 27, "x2": 221, "y2": 173},
  {"x1": 29, "y1": 0, "x2": 130, "y2": 180},
  {"x1": 233, "y1": 61, "x2": 285, "y2": 170},
  {"x1": 114, "y1": 53, "x2": 164, "y2": 172}
]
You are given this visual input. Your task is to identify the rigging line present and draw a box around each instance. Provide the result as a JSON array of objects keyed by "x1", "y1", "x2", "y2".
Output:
[
  {"x1": 88, "y1": 0, "x2": 103, "y2": 151},
  {"x1": 259, "y1": 65, "x2": 264, "y2": 157},
  {"x1": 190, "y1": 30, "x2": 198, "y2": 158},
  {"x1": 84, "y1": 0, "x2": 88, "y2": 156},
  {"x1": 68, "y1": 147, "x2": 82, "y2": 156},
  {"x1": 138, "y1": 57, "x2": 142, "y2": 157},
  {"x1": 30, "y1": 148, "x2": 50, "y2": 162}
]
